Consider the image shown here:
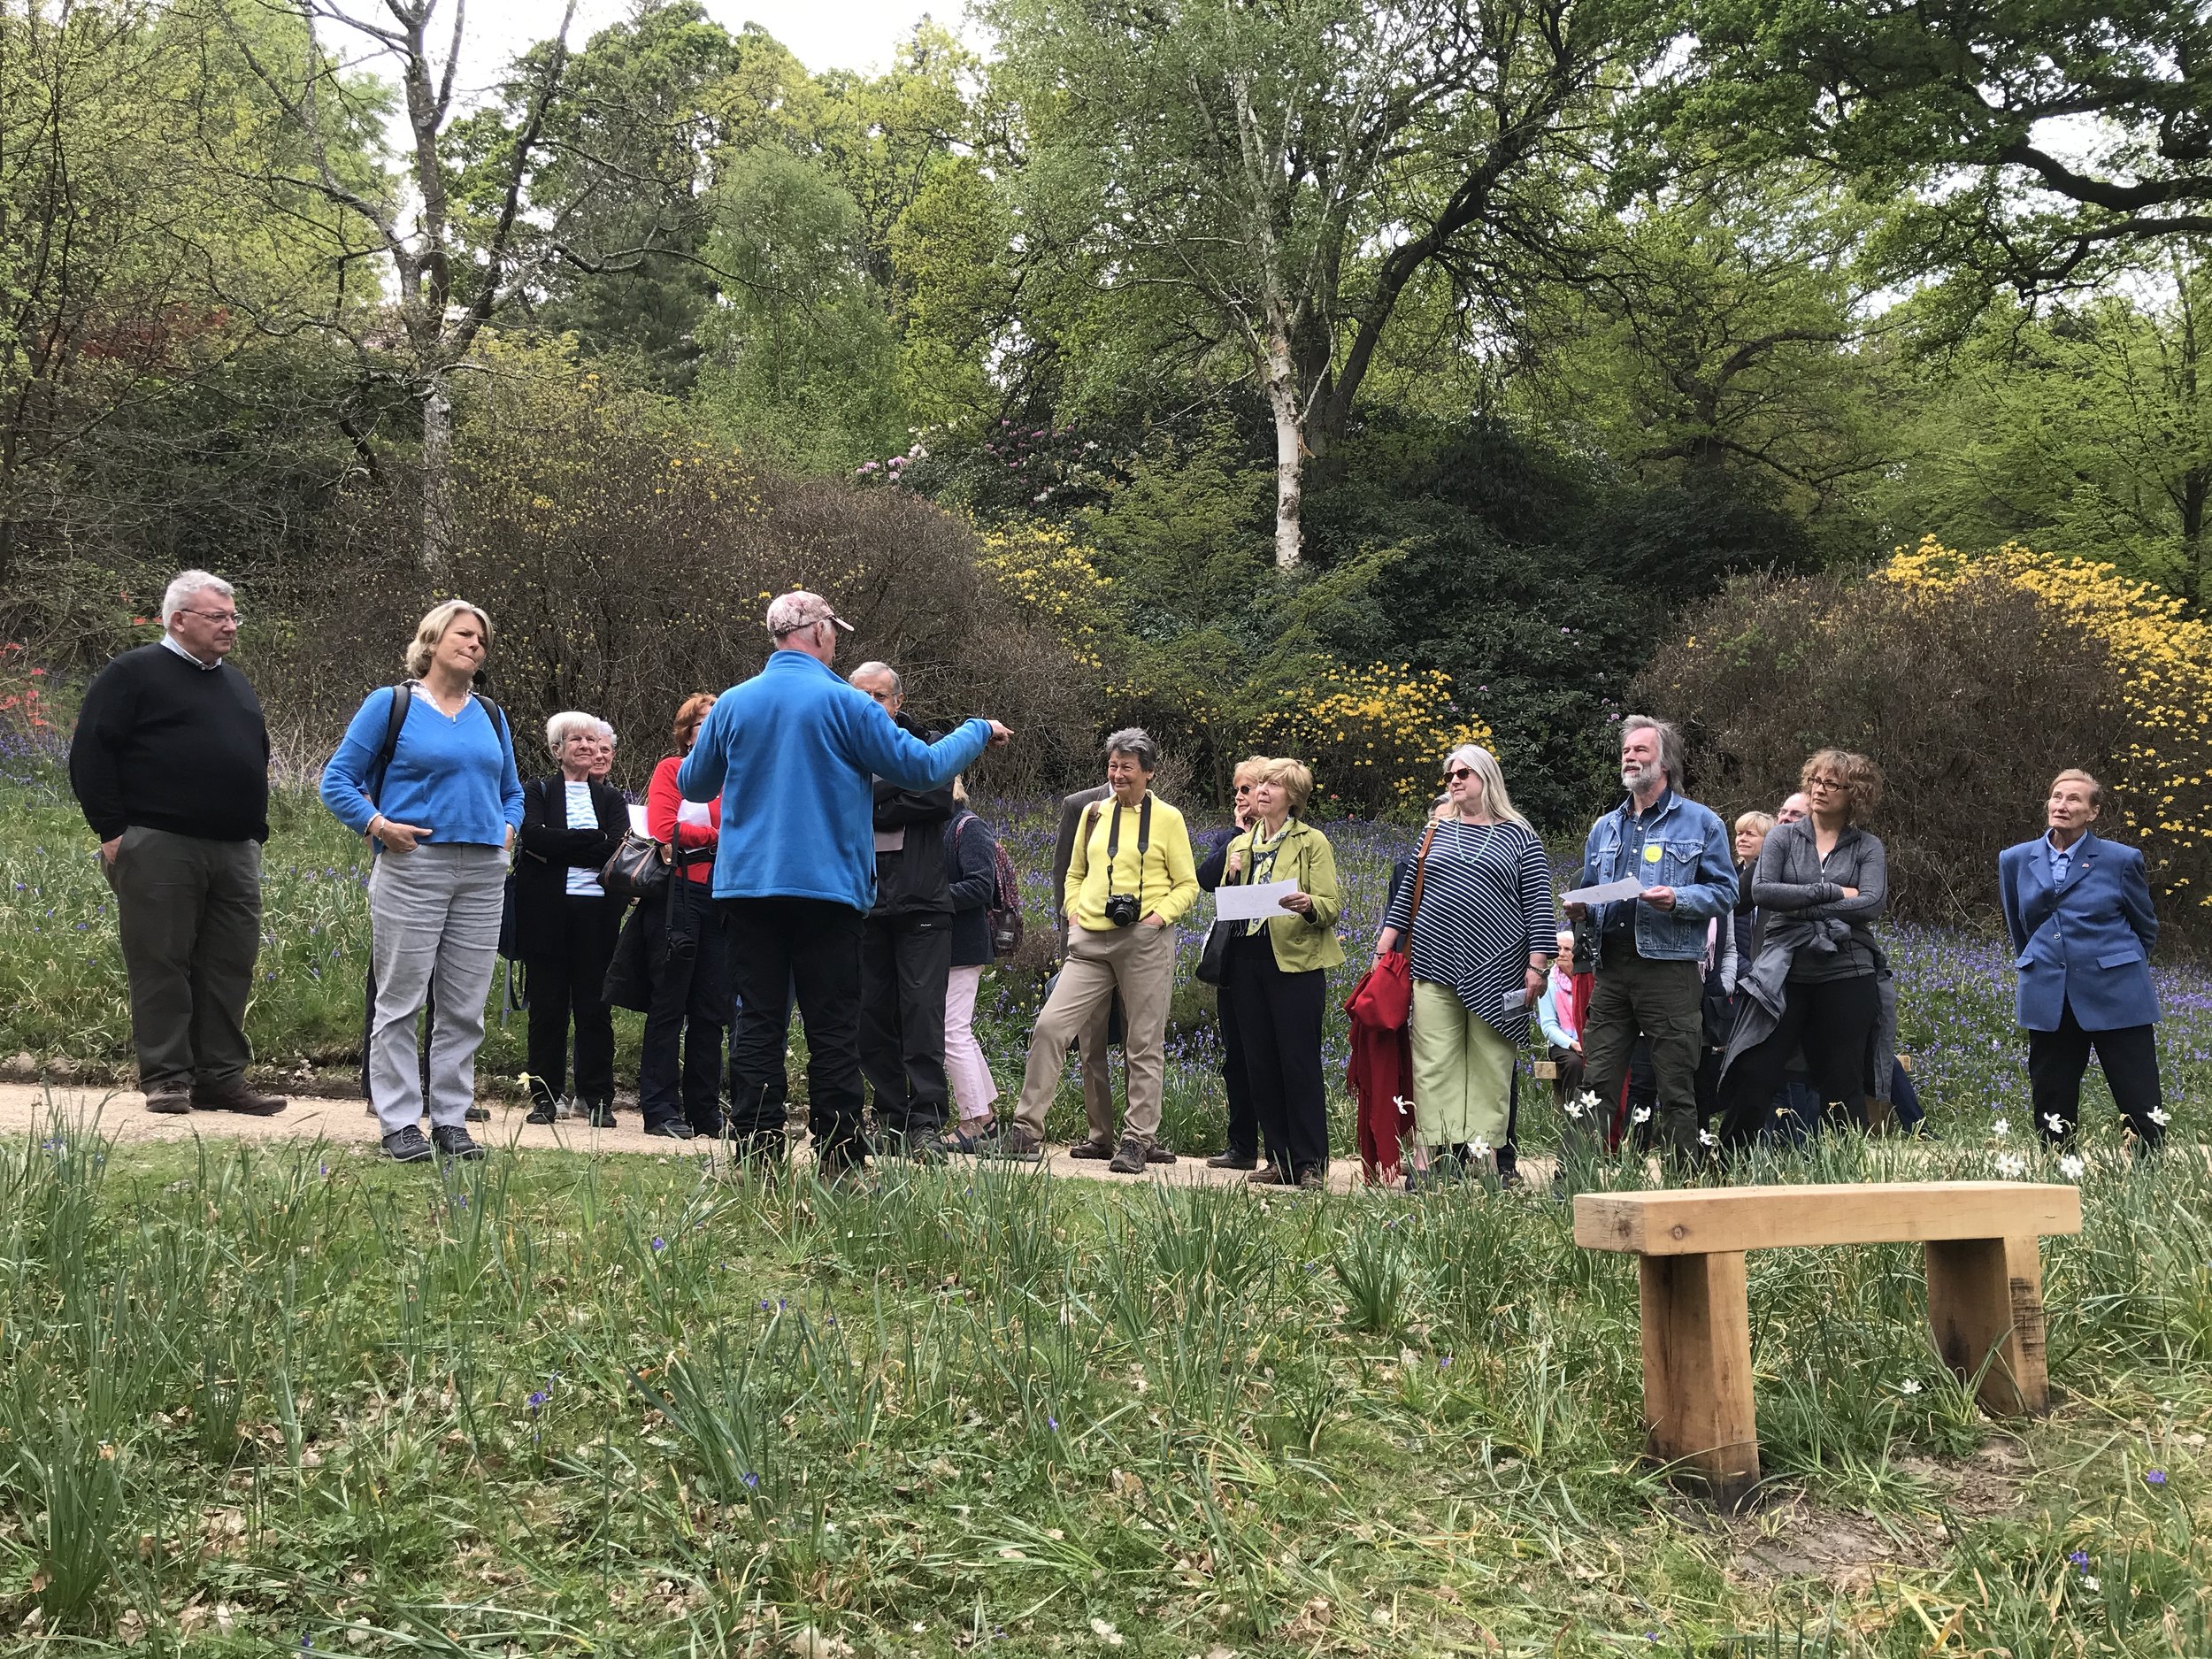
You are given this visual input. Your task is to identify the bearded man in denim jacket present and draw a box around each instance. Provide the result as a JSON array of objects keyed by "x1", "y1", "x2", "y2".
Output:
[{"x1": 1563, "y1": 715, "x2": 1739, "y2": 1163}]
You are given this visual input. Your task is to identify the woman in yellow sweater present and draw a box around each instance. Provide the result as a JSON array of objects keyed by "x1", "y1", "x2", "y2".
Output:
[{"x1": 986, "y1": 728, "x2": 1199, "y2": 1171}]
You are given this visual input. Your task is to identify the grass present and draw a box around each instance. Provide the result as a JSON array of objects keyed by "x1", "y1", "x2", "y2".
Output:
[
  {"x1": 4, "y1": 762, "x2": 2211, "y2": 1652},
  {"x1": 0, "y1": 1117, "x2": 2206, "y2": 1654}
]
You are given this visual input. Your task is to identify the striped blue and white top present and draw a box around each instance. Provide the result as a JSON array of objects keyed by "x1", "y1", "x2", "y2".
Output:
[{"x1": 1380, "y1": 818, "x2": 1558, "y2": 1039}]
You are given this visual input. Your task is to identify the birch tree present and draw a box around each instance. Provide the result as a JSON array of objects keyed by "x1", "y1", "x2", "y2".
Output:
[
  {"x1": 227, "y1": 0, "x2": 704, "y2": 572},
  {"x1": 988, "y1": 0, "x2": 1651, "y2": 568}
]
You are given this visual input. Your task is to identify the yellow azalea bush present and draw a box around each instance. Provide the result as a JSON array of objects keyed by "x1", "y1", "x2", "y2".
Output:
[
  {"x1": 973, "y1": 520, "x2": 1114, "y2": 670},
  {"x1": 1879, "y1": 536, "x2": 2212, "y2": 908},
  {"x1": 1248, "y1": 662, "x2": 1494, "y2": 817}
]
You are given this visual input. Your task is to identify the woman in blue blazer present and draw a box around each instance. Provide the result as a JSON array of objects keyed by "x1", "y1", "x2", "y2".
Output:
[{"x1": 1998, "y1": 769, "x2": 2165, "y2": 1150}]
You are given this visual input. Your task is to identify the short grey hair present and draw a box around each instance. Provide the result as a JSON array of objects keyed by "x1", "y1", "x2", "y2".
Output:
[
  {"x1": 1104, "y1": 726, "x2": 1159, "y2": 772},
  {"x1": 544, "y1": 710, "x2": 614, "y2": 757},
  {"x1": 1619, "y1": 714, "x2": 1685, "y2": 787},
  {"x1": 162, "y1": 570, "x2": 234, "y2": 626},
  {"x1": 849, "y1": 662, "x2": 902, "y2": 695}
]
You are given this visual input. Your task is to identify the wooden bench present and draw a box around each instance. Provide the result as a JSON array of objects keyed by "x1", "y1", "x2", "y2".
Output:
[{"x1": 1574, "y1": 1182, "x2": 2082, "y2": 1509}]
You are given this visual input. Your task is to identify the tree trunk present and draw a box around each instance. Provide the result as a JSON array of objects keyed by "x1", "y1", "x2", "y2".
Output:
[
  {"x1": 419, "y1": 370, "x2": 453, "y2": 575},
  {"x1": 1263, "y1": 327, "x2": 1304, "y2": 570}
]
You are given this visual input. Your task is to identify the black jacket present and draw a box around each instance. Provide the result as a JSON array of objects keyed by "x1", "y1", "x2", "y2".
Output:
[
  {"x1": 869, "y1": 714, "x2": 955, "y2": 918},
  {"x1": 944, "y1": 808, "x2": 1001, "y2": 967},
  {"x1": 513, "y1": 776, "x2": 629, "y2": 960},
  {"x1": 1052, "y1": 784, "x2": 1112, "y2": 939}
]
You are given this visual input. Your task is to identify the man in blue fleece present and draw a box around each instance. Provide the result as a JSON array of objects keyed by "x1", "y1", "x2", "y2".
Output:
[{"x1": 680, "y1": 591, "x2": 1010, "y2": 1174}]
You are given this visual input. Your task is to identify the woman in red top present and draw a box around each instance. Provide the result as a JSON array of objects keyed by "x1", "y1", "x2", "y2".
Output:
[{"x1": 636, "y1": 693, "x2": 728, "y2": 1137}]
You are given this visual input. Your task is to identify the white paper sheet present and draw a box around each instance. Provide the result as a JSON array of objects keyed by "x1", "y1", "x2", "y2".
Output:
[
  {"x1": 628, "y1": 803, "x2": 650, "y2": 836},
  {"x1": 1215, "y1": 879, "x2": 1299, "y2": 921},
  {"x1": 1559, "y1": 876, "x2": 1643, "y2": 907}
]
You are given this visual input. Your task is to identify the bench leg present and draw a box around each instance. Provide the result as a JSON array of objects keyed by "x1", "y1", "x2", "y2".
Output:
[
  {"x1": 1925, "y1": 1235, "x2": 2048, "y2": 1416},
  {"x1": 1639, "y1": 1250, "x2": 1759, "y2": 1509}
]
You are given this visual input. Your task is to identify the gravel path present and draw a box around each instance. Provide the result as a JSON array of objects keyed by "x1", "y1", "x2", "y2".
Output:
[{"x1": 0, "y1": 1081, "x2": 1390, "y2": 1190}]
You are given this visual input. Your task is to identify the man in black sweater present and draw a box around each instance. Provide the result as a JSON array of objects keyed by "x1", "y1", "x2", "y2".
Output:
[{"x1": 67, "y1": 571, "x2": 285, "y2": 1116}]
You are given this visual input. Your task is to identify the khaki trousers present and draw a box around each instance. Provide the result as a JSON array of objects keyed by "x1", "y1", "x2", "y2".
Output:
[
  {"x1": 1016, "y1": 921, "x2": 1175, "y2": 1146},
  {"x1": 1409, "y1": 979, "x2": 1515, "y2": 1151}
]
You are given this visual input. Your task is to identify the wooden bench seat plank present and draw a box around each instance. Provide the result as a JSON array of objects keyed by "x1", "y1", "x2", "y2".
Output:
[{"x1": 1573, "y1": 1183, "x2": 2081, "y2": 1256}]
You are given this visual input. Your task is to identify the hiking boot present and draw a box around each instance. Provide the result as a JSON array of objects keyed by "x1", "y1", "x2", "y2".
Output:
[
  {"x1": 381, "y1": 1125, "x2": 434, "y2": 1164},
  {"x1": 1206, "y1": 1150, "x2": 1258, "y2": 1171},
  {"x1": 190, "y1": 1079, "x2": 287, "y2": 1116},
  {"x1": 1106, "y1": 1136, "x2": 1152, "y2": 1175},
  {"x1": 431, "y1": 1125, "x2": 486, "y2": 1161},
  {"x1": 977, "y1": 1125, "x2": 1044, "y2": 1163},
  {"x1": 1247, "y1": 1164, "x2": 1287, "y2": 1187},
  {"x1": 1145, "y1": 1142, "x2": 1178, "y2": 1165},
  {"x1": 1065, "y1": 1136, "x2": 1115, "y2": 1160},
  {"x1": 143, "y1": 1082, "x2": 194, "y2": 1116}
]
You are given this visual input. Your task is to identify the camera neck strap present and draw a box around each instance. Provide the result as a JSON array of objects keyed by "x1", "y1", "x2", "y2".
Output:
[{"x1": 1104, "y1": 794, "x2": 1152, "y2": 910}]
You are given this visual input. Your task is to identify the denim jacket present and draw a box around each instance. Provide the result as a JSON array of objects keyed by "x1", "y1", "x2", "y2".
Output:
[{"x1": 1576, "y1": 792, "x2": 1739, "y2": 962}]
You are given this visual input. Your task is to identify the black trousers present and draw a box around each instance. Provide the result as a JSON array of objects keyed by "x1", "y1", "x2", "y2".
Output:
[
  {"x1": 1218, "y1": 982, "x2": 1259, "y2": 1161},
  {"x1": 1716, "y1": 973, "x2": 1880, "y2": 1148},
  {"x1": 640, "y1": 881, "x2": 729, "y2": 1131},
  {"x1": 723, "y1": 897, "x2": 868, "y2": 1165},
  {"x1": 1225, "y1": 933, "x2": 1328, "y2": 1180},
  {"x1": 523, "y1": 896, "x2": 618, "y2": 1109},
  {"x1": 859, "y1": 910, "x2": 952, "y2": 1138},
  {"x1": 2029, "y1": 1000, "x2": 2165, "y2": 1147}
]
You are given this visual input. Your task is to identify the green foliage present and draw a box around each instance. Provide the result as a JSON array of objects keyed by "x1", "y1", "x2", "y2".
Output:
[
  {"x1": 691, "y1": 147, "x2": 908, "y2": 472},
  {"x1": 1518, "y1": 175, "x2": 1902, "y2": 559},
  {"x1": 1639, "y1": 0, "x2": 2212, "y2": 299},
  {"x1": 1874, "y1": 270, "x2": 2212, "y2": 607}
]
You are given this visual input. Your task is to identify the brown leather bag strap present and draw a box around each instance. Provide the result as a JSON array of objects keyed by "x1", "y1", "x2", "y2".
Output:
[{"x1": 1402, "y1": 821, "x2": 1440, "y2": 943}]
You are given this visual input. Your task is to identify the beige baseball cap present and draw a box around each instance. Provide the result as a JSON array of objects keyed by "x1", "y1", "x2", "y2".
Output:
[{"x1": 764, "y1": 590, "x2": 854, "y2": 637}]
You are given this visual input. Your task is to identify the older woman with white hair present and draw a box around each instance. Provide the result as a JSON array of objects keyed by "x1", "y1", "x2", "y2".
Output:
[
  {"x1": 1375, "y1": 744, "x2": 1555, "y2": 1183},
  {"x1": 515, "y1": 712, "x2": 628, "y2": 1125},
  {"x1": 320, "y1": 599, "x2": 523, "y2": 1164}
]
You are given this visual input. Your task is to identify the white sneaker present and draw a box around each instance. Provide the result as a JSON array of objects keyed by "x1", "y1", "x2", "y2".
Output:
[{"x1": 555, "y1": 1097, "x2": 587, "y2": 1121}]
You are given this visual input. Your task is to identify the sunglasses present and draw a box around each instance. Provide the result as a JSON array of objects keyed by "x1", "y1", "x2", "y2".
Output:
[{"x1": 1444, "y1": 767, "x2": 1475, "y2": 783}]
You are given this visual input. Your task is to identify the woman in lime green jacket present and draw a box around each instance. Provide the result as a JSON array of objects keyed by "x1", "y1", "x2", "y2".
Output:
[{"x1": 1216, "y1": 757, "x2": 1343, "y2": 1187}]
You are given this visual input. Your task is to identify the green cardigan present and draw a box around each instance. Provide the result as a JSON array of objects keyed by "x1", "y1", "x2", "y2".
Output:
[{"x1": 1220, "y1": 818, "x2": 1345, "y2": 973}]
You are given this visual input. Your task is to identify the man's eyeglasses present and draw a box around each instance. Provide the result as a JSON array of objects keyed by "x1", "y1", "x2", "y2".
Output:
[
  {"x1": 180, "y1": 609, "x2": 242, "y2": 627},
  {"x1": 1444, "y1": 767, "x2": 1475, "y2": 783}
]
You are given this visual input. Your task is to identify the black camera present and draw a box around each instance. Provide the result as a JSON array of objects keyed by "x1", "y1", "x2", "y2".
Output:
[{"x1": 1103, "y1": 893, "x2": 1141, "y2": 928}]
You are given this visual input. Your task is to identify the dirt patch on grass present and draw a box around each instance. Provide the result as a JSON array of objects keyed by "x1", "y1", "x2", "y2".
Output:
[{"x1": 1718, "y1": 1495, "x2": 1938, "y2": 1591}]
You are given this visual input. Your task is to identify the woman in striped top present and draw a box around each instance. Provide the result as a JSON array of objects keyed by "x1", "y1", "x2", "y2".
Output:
[{"x1": 1376, "y1": 745, "x2": 1556, "y2": 1179}]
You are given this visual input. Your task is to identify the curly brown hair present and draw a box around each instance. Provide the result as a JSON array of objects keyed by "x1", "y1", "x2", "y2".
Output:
[{"x1": 1799, "y1": 748, "x2": 1884, "y2": 823}]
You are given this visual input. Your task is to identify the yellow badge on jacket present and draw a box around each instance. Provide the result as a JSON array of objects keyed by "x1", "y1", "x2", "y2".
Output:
[{"x1": 1643, "y1": 843, "x2": 1663, "y2": 864}]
